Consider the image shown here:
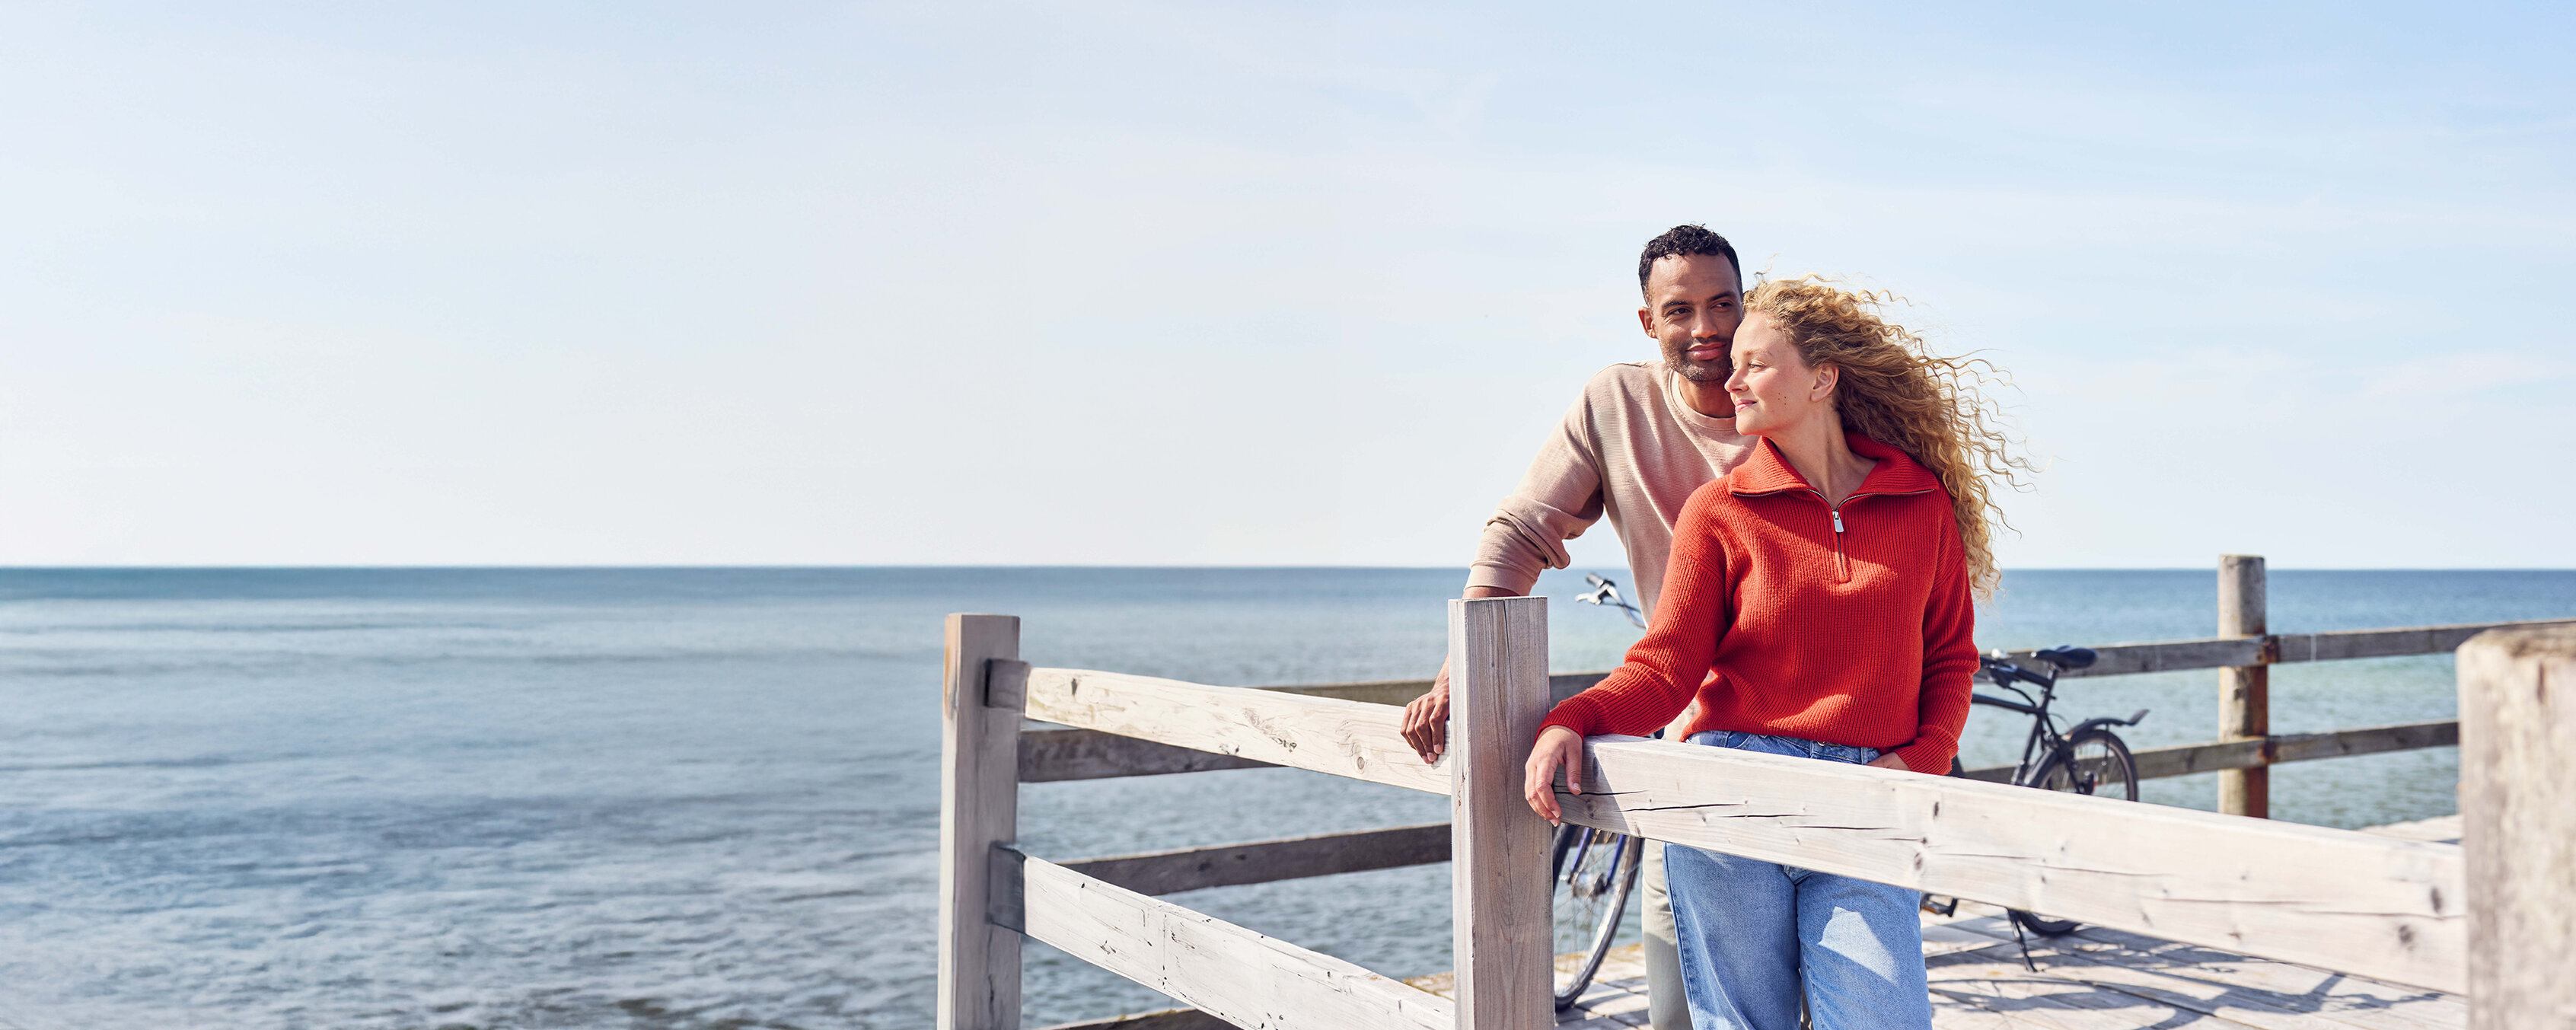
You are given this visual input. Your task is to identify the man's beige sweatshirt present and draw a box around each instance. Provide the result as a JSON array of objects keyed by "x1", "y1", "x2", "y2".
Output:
[{"x1": 1468, "y1": 362, "x2": 1755, "y2": 618}]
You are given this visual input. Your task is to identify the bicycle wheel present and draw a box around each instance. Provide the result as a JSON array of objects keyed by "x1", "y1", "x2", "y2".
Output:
[
  {"x1": 2036, "y1": 727, "x2": 2140, "y2": 802},
  {"x1": 2012, "y1": 729, "x2": 2140, "y2": 936},
  {"x1": 1550, "y1": 823, "x2": 1643, "y2": 1009}
]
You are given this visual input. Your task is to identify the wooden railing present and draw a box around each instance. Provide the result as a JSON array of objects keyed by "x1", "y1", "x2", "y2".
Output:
[{"x1": 940, "y1": 579, "x2": 2576, "y2": 1029}]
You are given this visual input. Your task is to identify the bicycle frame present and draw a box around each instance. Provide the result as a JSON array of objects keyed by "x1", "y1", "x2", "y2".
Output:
[
  {"x1": 1973, "y1": 652, "x2": 2149, "y2": 786},
  {"x1": 1972, "y1": 662, "x2": 2068, "y2": 787}
]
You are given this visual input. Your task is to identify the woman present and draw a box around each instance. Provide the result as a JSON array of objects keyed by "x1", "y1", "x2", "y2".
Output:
[{"x1": 1522, "y1": 276, "x2": 2022, "y2": 1030}]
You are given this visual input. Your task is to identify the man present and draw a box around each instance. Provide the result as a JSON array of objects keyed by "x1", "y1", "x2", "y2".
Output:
[{"x1": 1400, "y1": 224, "x2": 1752, "y2": 1030}]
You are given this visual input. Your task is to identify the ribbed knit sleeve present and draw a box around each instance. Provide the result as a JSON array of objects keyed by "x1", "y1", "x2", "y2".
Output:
[
  {"x1": 1538, "y1": 480, "x2": 1733, "y2": 739},
  {"x1": 1893, "y1": 506, "x2": 1978, "y2": 774}
]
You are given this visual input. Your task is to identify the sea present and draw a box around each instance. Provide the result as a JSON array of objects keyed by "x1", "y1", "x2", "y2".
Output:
[{"x1": 3, "y1": 566, "x2": 2571, "y2": 1030}]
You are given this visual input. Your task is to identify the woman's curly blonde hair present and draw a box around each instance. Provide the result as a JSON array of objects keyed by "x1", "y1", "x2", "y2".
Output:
[{"x1": 1742, "y1": 276, "x2": 2032, "y2": 600}]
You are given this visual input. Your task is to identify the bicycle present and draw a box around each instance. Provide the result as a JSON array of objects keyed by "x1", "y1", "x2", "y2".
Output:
[
  {"x1": 1922, "y1": 646, "x2": 2147, "y2": 939},
  {"x1": 1549, "y1": 573, "x2": 1647, "y2": 1009}
]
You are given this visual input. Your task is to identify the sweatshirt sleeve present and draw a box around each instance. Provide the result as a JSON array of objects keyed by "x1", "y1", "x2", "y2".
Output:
[
  {"x1": 1465, "y1": 387, "x2": 1608, "y2": 598},
  {"x1": 1894, "y1": 502, "x2": 1978, "y2": 774},
  {"x1": 1538, "y1": 481, "x2": 1732, "y2": 739}
]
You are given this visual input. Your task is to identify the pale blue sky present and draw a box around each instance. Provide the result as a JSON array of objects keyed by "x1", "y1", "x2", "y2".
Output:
[{"x1": 4, "y1": 2, "x2": 2569, "y2": 567}]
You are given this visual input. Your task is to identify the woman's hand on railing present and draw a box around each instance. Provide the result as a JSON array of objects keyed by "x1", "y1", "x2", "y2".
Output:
[
  {"x1": 1525, "y1": 725, "x2": 1586, "y2": 826},
  {"x1": 1400, "y1": 663, "x2": 1450, "y2": 763},
  {"x1": 1867, "y1": 752, "x2": 1911, "y2": 772}
]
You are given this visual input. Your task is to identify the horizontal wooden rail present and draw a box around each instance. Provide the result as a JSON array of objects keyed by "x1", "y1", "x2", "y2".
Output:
[
  {"x1": 1015, "y1": 619, "x2": 2563, "y2": 785},
  {"x1": 993, "y1": 847, "x2": 1452, "y2": 1030},
  {"x1": 1028, "y1": 721, "x2": 2464, "y2": 898},
  {"x1": 1019, "y1": 667, "x2": 1449, "y2": 794},
  {"x1": 1954, "y1": 718, "x2": 2461, "y2": 783},
  {"x1": 1063, "y1": 824, "x2": 1450, "y2": 896},
  {"x1": 1020, "y1": 728, "x2": 1274, "y2": 782},
  {"x1": 1020, "y1": 674, "x2": 1605, "y2": 784},
  {"x1": 1035, "y1": 719, "x2": 2466, "y2": 899},
  {"x1": 1032, "y1": 707, "x2": 2460, "y2": 789},
  {"x1": 1554, "y1": 736, "x2": 2465, "y2": 993},
  {"x1": 1997, "y1": 617, "x2": 2576, "y2": 679}
]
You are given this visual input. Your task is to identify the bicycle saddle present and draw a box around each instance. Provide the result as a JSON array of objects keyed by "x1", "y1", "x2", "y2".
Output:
[{"x1": 2034, "y1": 646, "x2": 2098, "y2": 670}]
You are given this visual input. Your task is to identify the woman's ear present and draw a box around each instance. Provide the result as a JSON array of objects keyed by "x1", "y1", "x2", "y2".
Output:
[{"x1": 1809, "y1": 362, "x2": 1839, "y2": 402}]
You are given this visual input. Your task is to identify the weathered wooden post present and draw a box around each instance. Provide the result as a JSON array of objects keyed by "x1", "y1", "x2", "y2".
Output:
[
  {"x1": 2217, "y1": 555, "x2": 2271, "y2": 818},
  {"x1": 2457, "y1": 624, "x2": 2576, "y2": 1028},
  {"x1": 1448, "y1": 596, "x2": 1554, "y2": 1030},
  {"x1": 939, "y1": 614, "x2": 1024, "y2": 1030}
]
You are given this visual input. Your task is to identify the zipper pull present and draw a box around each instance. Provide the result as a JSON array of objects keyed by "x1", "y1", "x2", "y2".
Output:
[{"x1": 1832, "y1": 509, "x2": 1844, "y2": 533}]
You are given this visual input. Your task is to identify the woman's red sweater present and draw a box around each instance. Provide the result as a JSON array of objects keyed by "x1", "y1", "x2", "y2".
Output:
[{"x1": 1538, "y1": 433, "x2": 1978, "y2": 774}]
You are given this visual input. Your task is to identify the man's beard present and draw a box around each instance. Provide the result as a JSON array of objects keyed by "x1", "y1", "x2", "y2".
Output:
[{"x1": 1663, "y1": 342, "x2": 1730, "y2": 383}]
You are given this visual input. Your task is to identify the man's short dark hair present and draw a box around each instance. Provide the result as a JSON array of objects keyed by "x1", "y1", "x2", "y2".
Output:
[{"x1": 1637, "y1": 225, "x2": 1741, "y2": 298}]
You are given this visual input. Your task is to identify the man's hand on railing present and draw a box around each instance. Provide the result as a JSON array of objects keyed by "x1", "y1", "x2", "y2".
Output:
[
  {"x1": 1524, "y1": 725, "x2": 1585, "y2": 827},
  {"x1": 1400, "y1": 662, "x2": 1451, "y2": 763}
]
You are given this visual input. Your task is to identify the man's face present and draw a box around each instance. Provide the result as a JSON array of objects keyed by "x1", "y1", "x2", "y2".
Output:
[{"x1": 1635, "y1": 254, "x2": 1744, "y2": 384}]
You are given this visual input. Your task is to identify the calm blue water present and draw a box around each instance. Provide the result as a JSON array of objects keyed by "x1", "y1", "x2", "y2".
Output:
[{"x1": 2, "y1": 567, "x2": 2569, "y2": 1029}]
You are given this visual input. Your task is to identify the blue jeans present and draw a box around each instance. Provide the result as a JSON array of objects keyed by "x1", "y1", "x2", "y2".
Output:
[{"x1": 1663, "y1": 731, "x2": 1932, "y2": 1030}]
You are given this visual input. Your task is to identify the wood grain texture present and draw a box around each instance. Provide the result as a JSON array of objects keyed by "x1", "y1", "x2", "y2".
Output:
[
  {"x1": 1011, "y1": 850, "x2": 1452, "y2": 1030},
  {"x1": 2278, "y1": 619, "x2": 2576, "y2": 665},
  {"x1": 987, "y1": 658, "x2": 1031, "y2": 711},
  {"x1": 1016, "y1": 674, "x2": 1609, "y2": 783},
  {"x1": 1553, "y1": 735, "x2": 2466, "y2": 993},
  {"x1": 1019, "y1": 729, "x2": 1276, "y2": 782},
  {"x1": 1020, "y1": 668, "x2": 1449, "y2": 795},
  {"x1": 2218, "y1": 555, "x2": 2271, "y2": 818},
  {"x1": 939, "y1": 614, "x2": 1023, "y2": 1030},
  {"x1": 1957, "y1": 720, "x2": 2455, "y2": 784},
  {"x1": 2456, "y1": 625, "x2": 2576, "y2": 1030},
  {"x1": 1063, "y1": 824, "x2": 1449, "y2": 896},
  {"x1": 1446, "y1": 597, "x2": 1554, "y2": 1030}
]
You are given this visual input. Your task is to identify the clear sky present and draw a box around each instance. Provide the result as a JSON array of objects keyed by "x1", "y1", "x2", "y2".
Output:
[{"x1": 4, "y1": 2, "x2": 2569, "y2": 568}]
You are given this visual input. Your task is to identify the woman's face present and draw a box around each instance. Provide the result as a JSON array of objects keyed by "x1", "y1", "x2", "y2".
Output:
[{"x1": 1724, "y1": 313, "x2": 1835, "y2": 438}]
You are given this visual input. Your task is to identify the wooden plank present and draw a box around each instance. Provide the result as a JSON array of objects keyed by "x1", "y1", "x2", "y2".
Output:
[
  {"x1": 1062, "y1": 824, "x2": 1449, "y2": 896},
  {"x1": 2270, "y1": 719, "x2": 2457, "y2": 764},
  {"x1": 1019, "y1": 729, "x2": 1277, "y2": 782},
  {"x1": 1447, "y1": 597, "x2": 1554, "y2": 1030},
  {"x1": 1019, "y1": 674, "x2": 1608, "y2": 783},
  {"x1": 1021, "y1": 607, "x2": 2565, "y2": 783},
  {"x1": 1991, "y1": 618, "x2": 2576, "y2": 681},
  {"x1": 1258, "y1": 672, "x2": 1608, "y2": 708},
  {"x1": 2360, "y1": 815, "x2": 2463, "y2": 847},
  {"x1": 1009, "y1": 850, "x2": 1452, "y2": 1030},
  {"x1": 939, "y1": 614, "x2": 1024, "y2": 1030},
  {"x1": 1020, "y1": 668, "x2": 1449, "y2": 795},
  {"x1": 987, "y1": 658, "x2": 1031, "y2": 710},
  {"x1": 2128, "y1": 738, "x2": 2268, "y2": 781},
  {"x1": 1552, "y1": 735, "x2": 2466, "y2": 993},
  {"x1": 2277, "y1": 618, "x2": 2576, "y2": 665},
  {"x1": 2456, "y1": 625, "x2": 2576, "y2": 1029},
  {"x1": 1992, "y1": 636, "x2": 2265, "y2": 679},
  {"x1": 1958, "y1": 719, "x2": 2455, "y2": 784},
  {"x1": 2217, "y1": 555, "x2": 2270, "y2": 818}
]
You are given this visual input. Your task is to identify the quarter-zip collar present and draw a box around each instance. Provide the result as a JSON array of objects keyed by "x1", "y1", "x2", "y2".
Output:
[
  {"x1": 1727, "y1": 433, "x2": 1942, "y2": 502},
  {"x1": 1729, "y1": 433, "x2": 1942, "y2": 582}
]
